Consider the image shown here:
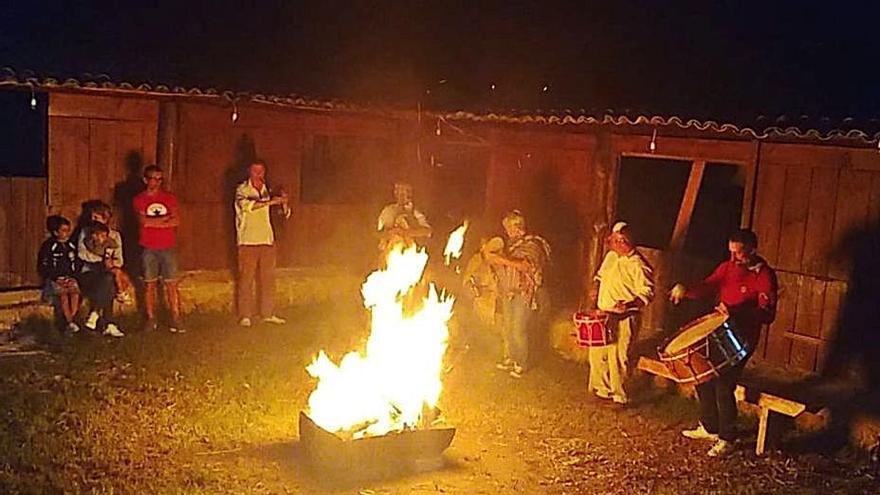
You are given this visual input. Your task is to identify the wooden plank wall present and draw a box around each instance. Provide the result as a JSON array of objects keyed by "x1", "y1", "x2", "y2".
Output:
[
  {"x1": 0, "y1": 178, "x2": 47, "y2": 288},
  {"x1": 483, "y1": 130, "x2": 596, "y2": 301},
  {"x1": 752, "y1": 144, "x2": 880, "y2": 373},
  {"x1": 47, "y1": 93, "x2": 158, "y2": 238},
  {"x1": 174, "y1": 102, "x2": 405, "y2": 271}
]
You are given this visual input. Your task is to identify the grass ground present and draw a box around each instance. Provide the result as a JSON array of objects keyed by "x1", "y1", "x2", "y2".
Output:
[{"x1": 1, "y1": 287, "x2": 878, "y2": 494}]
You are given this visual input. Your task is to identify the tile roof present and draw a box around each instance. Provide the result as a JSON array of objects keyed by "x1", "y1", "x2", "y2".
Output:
[
  {"x1": 3, "y1": 68, "x2": 879, "y2": 144},
  {"x1": 0, "y1": 67, "x2": 362, "y2": 112},
  {"x1": 438, "y1": 110, "x2": 880, "y2": 144}
]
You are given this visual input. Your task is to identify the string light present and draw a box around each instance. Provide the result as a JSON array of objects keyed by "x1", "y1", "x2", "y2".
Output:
[
  {"x1": 435, "y1": 119, "x2": 442, "y2": 136},
  {"x1": 649, "y1": 128, "x2": 657, "y2": 152},
  {"x1": 490, "y1": 83, "x2": 496, "y2": 91},
  {"x1": 29, "y1": 85, "x2": 37, "y2": 110},
  {"x1": 231, "y1": 102, "x2": 239, "y2": 123},
  {"x1": 542, "y1": 85, "x2": 550, "y2": 93}
]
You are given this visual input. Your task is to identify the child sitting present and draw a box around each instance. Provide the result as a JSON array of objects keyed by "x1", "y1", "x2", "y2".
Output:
[
  {"x1": 37, "y1": 215, "x2": 82, "y2": 333},
  {"x1": 78, "y1": 202, "x2": 133, "y2": 304}
]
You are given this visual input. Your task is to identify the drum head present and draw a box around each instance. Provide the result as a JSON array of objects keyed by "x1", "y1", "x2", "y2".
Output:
[{"x1": 664, "y1": 312, "x2": 728, "y2": 354}]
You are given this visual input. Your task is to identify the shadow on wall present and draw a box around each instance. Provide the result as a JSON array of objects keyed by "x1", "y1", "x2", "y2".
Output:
[
  {"x1": 824, "y1": 217, "x2": 880, "y2": 413},
  {"x1": 113, "y1": 151, "x2": 145, "y2": 278},
  {"x1": 781, "y1": 218, "x2": 880, "y2": 454},
  {"x1": 525, "y1": 164, "x2": 581, "y2": 309}
]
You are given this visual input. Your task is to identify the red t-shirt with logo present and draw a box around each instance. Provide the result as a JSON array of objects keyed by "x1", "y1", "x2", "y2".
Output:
[{"x1": 133, "y1": 190, "x2": 179, "y2": 249}]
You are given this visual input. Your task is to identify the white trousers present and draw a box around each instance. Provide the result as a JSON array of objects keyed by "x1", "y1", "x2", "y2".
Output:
[{"x1": 588, "y1": 315, "x2": 635, "y2": 401}]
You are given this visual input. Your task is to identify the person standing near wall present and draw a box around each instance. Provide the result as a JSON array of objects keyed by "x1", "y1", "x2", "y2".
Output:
[
  {"x1": 588, "y1": 221, "x2": 654, "y2": 406},
  {"x1": 134, "y1": 165, "x2": 184, "y2": 333},
  {"x1": 671, "y1": 228, "x2": 778, "y2": 457},
  {"x1": 377, "y1": 181, "x2": 432, "y2": 257},
  {"x1": 234, "y1": 159, "x2": 290, "y2": 328},
  {"x1": 485, "y1": 210, "x2": 551, "y2": 378}
]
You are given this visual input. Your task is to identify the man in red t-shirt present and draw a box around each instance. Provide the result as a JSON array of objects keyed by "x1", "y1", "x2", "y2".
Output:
[
  {"x1": 670, "y1": 229, "x2": 777, "y2": 458},
  {"x1": 133, "y1": 165, "x2": 183, "y2": 333}
]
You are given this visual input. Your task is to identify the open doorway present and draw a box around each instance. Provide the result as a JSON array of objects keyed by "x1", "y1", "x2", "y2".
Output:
[{"x1": 615, "y1": 157, "x2": 746, "y2": 333}]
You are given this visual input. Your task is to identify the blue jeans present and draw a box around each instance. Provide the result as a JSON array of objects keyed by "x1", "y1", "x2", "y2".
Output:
[{"x1": 501, "y1": 294, "x2": 532, "y2": 368}]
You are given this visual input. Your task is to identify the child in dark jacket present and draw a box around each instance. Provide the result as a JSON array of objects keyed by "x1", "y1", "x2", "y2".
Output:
[{"x1": 37, "y1": 215, "x2": 82, "y2": 332}]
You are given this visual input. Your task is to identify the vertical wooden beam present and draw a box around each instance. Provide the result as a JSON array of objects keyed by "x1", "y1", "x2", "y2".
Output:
[
  {"x1": 742, "y1": 140, "x2": 761, "y2": 228},
  {"x1": 157, "y1": 101, "x2": 179, "y2": 183},
  {"x1": 582, "y1": 132, "x2": 615, "y2": 305},
  {"x1": 669, "y1": 160, "x2": 706, "y2": 253},
  {"x1": 656, "y1": 160, "x2": 705, "y2": 333}
]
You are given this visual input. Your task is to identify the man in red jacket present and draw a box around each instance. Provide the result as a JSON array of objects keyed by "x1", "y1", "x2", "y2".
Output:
[{"x1": 670, "y1": 229, "x2": 778, "y2": 457}]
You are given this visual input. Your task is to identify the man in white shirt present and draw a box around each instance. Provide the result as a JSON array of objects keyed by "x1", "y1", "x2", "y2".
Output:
[
  {"x1": 234, "y1": 160, "x2": 291, "y2": 327},
  {"x1": 377, "y1": 182, "x2": 432, "y2": 256},
  {"x1": 588, "y1": 221, "x2": 654, "y2": 405}
]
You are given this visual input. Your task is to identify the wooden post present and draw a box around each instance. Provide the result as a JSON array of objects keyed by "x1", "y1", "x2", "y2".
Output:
[
  {"x1": 583, "y1": 132, "x2": 615, "y2": 305},
  {"x1": 669, "y1": 160, "x2": 706, "y2": 253},
  {"x1": 756, "y1": 406, "x2": 770, "y2": 455},
  {"x1": 656, "y1": 160, "x2": 706, "y2": 332},
  {"x1": 156, "y1": 101, "x2": 179, "y2": 183}
]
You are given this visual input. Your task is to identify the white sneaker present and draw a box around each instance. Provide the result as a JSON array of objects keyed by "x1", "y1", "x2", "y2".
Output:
[
  {"x1": 238, "y1": 317, "x2": 252, "y2": 328},
  {"x1": 67, "y1": 322, "x2": 80, "y2": 333},
  {"x1": 85, "y1": 311, "x2": 100, "y2": 330},
  {"x1": 262, "y1": 315, "x2": 286, "y2": 325},
  {"x1": 612, "y1": 395, "x2": 629, "y2": 405},
  {"x1": 103, "y1": 323, "x2": 125, "y2": 338},
  {"x1": 594, "y1": 389, "x2": 612, "y2": 400},
  {"x1": 682, "y1": 424, "x2": 719, "y2": 441},
  {"x1": 496, "y1": 359, "x2": 514, "y2": 371},
  {"x1": 168, "y1": 319, "x2": 186, "y2": 334},
  {"x1": 707, "y1": 439, "x2": 735, "y2": 458},
  {"x1": 509, "y1": 363, "x2": 525, "y2": 378}
]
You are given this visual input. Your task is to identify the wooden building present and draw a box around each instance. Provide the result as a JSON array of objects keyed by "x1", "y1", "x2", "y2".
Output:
[{"x1": 1, "y1": 72, "x2": 879, "y2": 376}]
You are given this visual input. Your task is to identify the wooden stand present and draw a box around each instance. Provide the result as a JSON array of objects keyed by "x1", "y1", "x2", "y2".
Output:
[{"x1": 637, "y1": 356, "x2": 806, "y2": 455}]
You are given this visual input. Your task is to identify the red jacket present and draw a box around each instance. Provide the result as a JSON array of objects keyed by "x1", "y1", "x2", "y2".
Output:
[{"x1": 684, "y1": 256, "x2": 778, "y2": 349}]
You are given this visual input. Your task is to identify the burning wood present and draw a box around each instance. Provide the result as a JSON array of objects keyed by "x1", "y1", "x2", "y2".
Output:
[{"x1": 304, "y1": 224, "x2": 467, "y2": 443}]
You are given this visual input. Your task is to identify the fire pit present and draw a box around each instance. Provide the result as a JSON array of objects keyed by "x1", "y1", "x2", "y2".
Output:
[
  {"x1": 300, "y1": 226, "x2": 468, "y2": 476},
  {"x1": 299, "y1": 411, "x2": 455, "y2": 472}
]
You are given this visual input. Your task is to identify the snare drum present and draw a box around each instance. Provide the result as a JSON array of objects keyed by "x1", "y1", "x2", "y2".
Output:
[
  {"x1": 572, "y1": 312, "x2": 613, "y2": 347},
  {"x1": 658, "y1": 312, "x2": 750, "y2": 385}
]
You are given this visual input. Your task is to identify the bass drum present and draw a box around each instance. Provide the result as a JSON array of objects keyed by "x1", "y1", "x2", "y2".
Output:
[{"x1": 658, "y1": 312, "x2": 750, "y2": 384}]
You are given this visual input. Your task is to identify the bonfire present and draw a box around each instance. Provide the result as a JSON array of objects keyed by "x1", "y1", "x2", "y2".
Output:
[{"x1": 305, "y1": 223, "x2": 468, "y2": 440}]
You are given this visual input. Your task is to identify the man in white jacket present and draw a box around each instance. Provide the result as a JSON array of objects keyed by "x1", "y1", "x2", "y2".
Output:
[
  {"x1": 588, "y1": 221, "x2": 654, "y2": 405},
  {"x1": 234, "y1": 160, "x2": 291, "y2": 327}
]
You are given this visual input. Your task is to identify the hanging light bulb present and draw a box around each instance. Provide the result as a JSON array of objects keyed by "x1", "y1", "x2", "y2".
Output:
[
  {"x1": 490, "y1": 83, "x2": 496, "y2": 91},
  {"x1": 649, "y1": 128, "x2": 657, "y2": 152},
  {"x1": 29, "y1": 87, "x2": 37, "y2": 110},
  {"x1": 542, "y1": 84, "x2": 549, "y2": 93},
  {"x1": 231, "y1": 102, "x2": 239, "y2": 123},
  {"x1": 435, "y1": 119, "x2": 442, "y2": 136}
]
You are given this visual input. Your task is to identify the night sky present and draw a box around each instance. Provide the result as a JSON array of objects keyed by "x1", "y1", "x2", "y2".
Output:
[{"x1": 2, "y1": 1, "x2": 879, "y2": 119}]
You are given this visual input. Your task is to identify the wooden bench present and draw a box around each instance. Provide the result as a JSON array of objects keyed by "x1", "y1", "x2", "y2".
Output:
[
  {"x1": 637, "y1": 356, "x2": 807, "y2": 455},
  {"x1": 0, "y1": 289, "x2": 53, "y2": 330}
]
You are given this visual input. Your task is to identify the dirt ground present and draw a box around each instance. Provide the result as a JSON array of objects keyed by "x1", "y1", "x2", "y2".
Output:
[{"x1": 1, "y1": 290, "x2": 878, "y2": 494}]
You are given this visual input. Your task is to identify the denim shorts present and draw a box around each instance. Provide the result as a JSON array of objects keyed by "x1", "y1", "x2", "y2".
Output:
[
  {"x1": 41, "y1": 277, "x2": 80, "y2": 302},
  {"x1": 142, "y1": 248, "x2": 178, "y2": 282}
]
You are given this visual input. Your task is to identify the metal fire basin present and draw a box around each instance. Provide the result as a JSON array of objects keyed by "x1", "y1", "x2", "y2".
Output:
[{"x1": 299, "y1": 412, "x2": 456, "y2": 475}]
